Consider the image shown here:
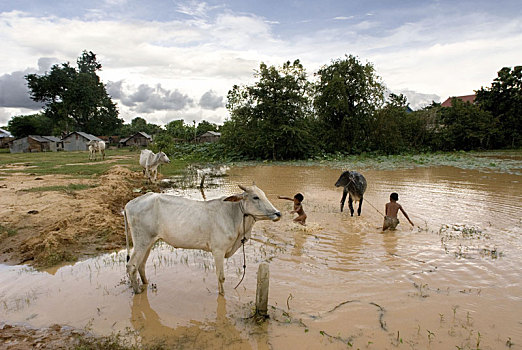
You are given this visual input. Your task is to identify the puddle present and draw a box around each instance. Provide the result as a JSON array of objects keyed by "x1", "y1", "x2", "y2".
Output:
[{"x1": 1, "y1": 165, "x2": 521, "y2": 349}]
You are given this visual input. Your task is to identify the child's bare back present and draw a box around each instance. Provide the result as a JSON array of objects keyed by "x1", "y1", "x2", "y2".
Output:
[{"x1": 383, "y1": 193, "x2": 414, "y2": 231}]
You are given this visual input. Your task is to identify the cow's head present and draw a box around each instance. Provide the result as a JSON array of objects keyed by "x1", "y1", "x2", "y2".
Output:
[
  {"x1": 159, "y1": 152, "x2": 171, "y2": 164},
  {"x1": 224, "y1": 185, "x2": 281, "y2": 221},
  {"x1": 334, "y1": 171, "x2": 353, "y2": 187}
]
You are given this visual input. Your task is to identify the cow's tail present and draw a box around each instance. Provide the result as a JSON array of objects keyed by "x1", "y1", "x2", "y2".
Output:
[{"x1": 123, "y1": 208, "x2": 130, "y2": 262}]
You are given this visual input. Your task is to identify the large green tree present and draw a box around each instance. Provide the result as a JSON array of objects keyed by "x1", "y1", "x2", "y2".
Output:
[
  {"x1": 222, "y1": 60, "x2": 315, "y2": 160},
  {"x1": 7, "y1": 113, "x2": 54, "y2": 138},
  {"x1": 370, "y1": 94, "x2": 428, "y2": 153},
  {"x1": 314, "y1": 55, "x2": 385, "y2": 153},
  {"x1": 475, "y1": 66, "x2": 522, "y2": 148},
  {"x1": 25, "y1": 50, "x2": 122, "y2": 135},
  {"x1": 165, "y1": 119, "x2": 192, "y2": 142},
  {"x1": 440, "y1": 98, "x2": 498, "y2": 150}
]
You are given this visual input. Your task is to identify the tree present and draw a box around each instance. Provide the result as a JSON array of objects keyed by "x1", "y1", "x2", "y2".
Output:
[
  {"x1": 7, "y1": 113, "x2": 54, "y2": 138},
  {"x1": 25, "y1": 50, "x2": 123, "y2": 135},
  {"x1": 314, "y1": 55, "x2": 385, "y2": 153},
  {"x1": 475, "y1": 66, "x2": 522, "y2": 148},
  {"x1": 440, "y1": 98, "x2": 498, "y2": 150},
  {"x1": 165, "y1": 119, "x2": 191, "y2": 142},
  {"x1": 119, "y1": 117, "x2": 162, "y2": 136},
  {"x1": 223, "y1": 60, "x2": 316, "y2": 160},
  {"x1": 196, "y1": 120, "x2": 218, "y2": 136}
]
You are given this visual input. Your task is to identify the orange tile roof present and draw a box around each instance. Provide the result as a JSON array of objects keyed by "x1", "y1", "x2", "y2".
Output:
[{"x1": 441, "y1": 94, "x2": 476, "y2": 107}]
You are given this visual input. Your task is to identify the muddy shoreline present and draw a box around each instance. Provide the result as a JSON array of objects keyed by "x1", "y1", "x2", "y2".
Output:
[{"x1": 0, "y1": 166, "x2": 148, "y2": 267}]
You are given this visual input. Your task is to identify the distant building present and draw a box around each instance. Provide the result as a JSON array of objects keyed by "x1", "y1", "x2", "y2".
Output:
[
  {"x1": 197, "y1": 131, "x2": 221, "y2": 143},
  {"x1": 119, "y1": 132, "x2": 152, "y2": 147},
  {"x1": 62, "y1": 131, "x2": 102, "y2": 151},
  {"x1": 441, "y1": 94, "x2": 476, "y2": 107},
  {"x1": 0, "y1": 128, "x2": 14, "y2": 148},
  {"x1": 98, "y1": 135, "x2": 120, "y2": 146},
  {"x1": 9, "y1": 135, "x2": 63, "y2": 153}
]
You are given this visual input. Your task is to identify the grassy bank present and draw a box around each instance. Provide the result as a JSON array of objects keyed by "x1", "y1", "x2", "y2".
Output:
[{"x1": 0, "y1": 148, "x2": 190, "y2": 178}]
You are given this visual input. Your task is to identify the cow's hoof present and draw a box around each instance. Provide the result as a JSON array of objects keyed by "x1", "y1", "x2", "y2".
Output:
[{"x1": 132, "y1": 285, "x2": 145, "y2": 294}]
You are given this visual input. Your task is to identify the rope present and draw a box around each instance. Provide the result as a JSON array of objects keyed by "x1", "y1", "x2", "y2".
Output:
[
  {"x1": 234, "y1": 236, "x2": 247, "y2": 289},
  {"x1": 364, "y1": 198, "x2": 385, "y2": 217},
  {"x1": 343, "y1": 176, "x2": 430, "y2": 228},
  {"x1": 342, "y1": 176, "x2": 385, "y2": 218},
  {"x1": 234, "y1": 201, "x2": 253, "y2": 290}
]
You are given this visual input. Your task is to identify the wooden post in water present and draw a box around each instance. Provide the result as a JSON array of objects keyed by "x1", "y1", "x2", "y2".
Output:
[{"x1": 255, "y1": 262, "x2": 269, "y2": 318}]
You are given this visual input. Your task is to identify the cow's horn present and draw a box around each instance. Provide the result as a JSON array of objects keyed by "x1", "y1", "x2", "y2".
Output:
[{"x1": 238, "y1": 184, "x2": 247, "y2": 192}]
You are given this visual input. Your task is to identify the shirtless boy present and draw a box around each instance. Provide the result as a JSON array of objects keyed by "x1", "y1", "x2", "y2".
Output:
[
  {"x1": 278, "y1": 193, "x2": 307, "y2": 225},
  {"x1": 383, "y1": 192, "x2": 414, "y2": 231}
]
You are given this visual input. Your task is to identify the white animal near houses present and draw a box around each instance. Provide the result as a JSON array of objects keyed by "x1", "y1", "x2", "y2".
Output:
[
  {"x1": 139, "y1": 149, "x2": 170, "y2": 182},
  {"x1": 124, "y1": 184, "x2": 281, "y2": 295},
  {"x1": 88, "y1": 140, "x2": 106, "y2": 161}
]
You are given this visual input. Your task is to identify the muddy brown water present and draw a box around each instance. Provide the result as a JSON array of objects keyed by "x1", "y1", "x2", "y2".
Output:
[{"x1": 1, "y1": 165, "x2": 521, "y2": 349}]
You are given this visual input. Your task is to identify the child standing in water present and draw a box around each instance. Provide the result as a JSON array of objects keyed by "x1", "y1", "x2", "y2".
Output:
[
  {"x1": 383, "y1": 192, "x2": 414, "y2": 231},
  {"x1": 278, "y1": 193, "x2": 307, "y2": 226}
]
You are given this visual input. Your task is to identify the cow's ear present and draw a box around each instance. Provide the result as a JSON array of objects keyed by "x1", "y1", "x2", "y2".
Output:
[{"x1": 224, "y1": 195, "x2": 243, "y2": 202}]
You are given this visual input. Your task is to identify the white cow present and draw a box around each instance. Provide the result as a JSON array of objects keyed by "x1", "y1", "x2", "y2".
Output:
[
  {"x1": 124, "y1": 184, "x2": 281, "y2": 294},
  {"x1": 139, "y1": 149, "x2": 170, "y2": 182},
  {"x1": 88, "y1": 140, "x2": 105, "y2": 161}
]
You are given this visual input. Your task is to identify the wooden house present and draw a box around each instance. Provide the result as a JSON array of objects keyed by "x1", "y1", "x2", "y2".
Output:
[
  {"x1": 0, "y1": 127, "x2": 14, "y2": 148},
  {"x1": 119, "y1": 132, "x2": 152, "y2": 147},
  {"x1": 197, "y1": 131, "x2": 221, "y2": 143},
  {"x1": 9, "y1": 135, "x2": 63, "y2": 153},
  {"x1": 62, "y1": 131, "x2": 102, "y2": 151}
]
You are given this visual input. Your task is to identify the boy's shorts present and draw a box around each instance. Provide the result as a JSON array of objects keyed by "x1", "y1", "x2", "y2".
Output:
[{"x1": 383, "y1": 216, "x2": 399, "y2": 230}]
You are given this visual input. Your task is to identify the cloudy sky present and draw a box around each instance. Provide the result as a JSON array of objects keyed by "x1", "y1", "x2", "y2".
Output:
[{"x1": 1, "y1": 0, "x2": 521, "y2": 127}]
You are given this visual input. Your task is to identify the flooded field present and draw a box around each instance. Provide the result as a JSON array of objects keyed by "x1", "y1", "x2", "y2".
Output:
[{"x1": 1, "y1": 164, "x2": 521, "y2": 349}]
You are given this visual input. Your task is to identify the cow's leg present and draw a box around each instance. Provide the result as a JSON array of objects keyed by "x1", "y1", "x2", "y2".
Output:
[
  {"x1": 102, "y1": 149, "x2": 105, "y2": 160},
  {"x1": 357, "y1": 197, "x2": 363, "y2": 216},
  {"x1": 340, "y1": 189, "x2": 348, "y2": 212},
  {"x1": 127, "y1": 239, "x2": 153, "y2": 294},
  {"x1": 152, "y1": 167, "x2": 158, "y2": 183},
  {"x1": 213, "y1": 251, "x2": 226, "y2": 295},
  {"x1": 126, "y1": 250, "x2": 141, "y2": 293},
  {"x1": 348, "y1": 194, "x2": 355, "y2": 217},
  {"x1": 138, "y1": 243, "x2": 154, "y2": 285}
]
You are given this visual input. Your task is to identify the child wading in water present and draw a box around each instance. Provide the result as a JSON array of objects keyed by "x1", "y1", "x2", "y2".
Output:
[
  {"x1": 278, "y1": 193, "x2": 307, "y2": 225},
  {"x1": 383, "y1": 192, "x2": 414, "y2": 231}
]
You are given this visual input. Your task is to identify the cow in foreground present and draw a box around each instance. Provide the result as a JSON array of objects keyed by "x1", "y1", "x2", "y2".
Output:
[
  {"x1": 335, "y1": 170, "x2": 367, "y2": 216},
  {"x1": 124, "y1": 184, "x2": 281, "y2": 295},
  {"x1": 88, "y1": 140, "x2": 105, "y2": 161},
  {"x1": 139, "y1": 149, "x2": 170, "y2": 182}
]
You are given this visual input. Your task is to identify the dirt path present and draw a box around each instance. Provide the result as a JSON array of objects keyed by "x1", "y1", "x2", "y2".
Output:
[{"x1": 0, "y1": 165, "x2": 145, "y2": 267}]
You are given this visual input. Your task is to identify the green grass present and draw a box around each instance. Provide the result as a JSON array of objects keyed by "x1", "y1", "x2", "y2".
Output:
[{"x1": 0, "y1": 148, "x2": 190, "y2": 177}]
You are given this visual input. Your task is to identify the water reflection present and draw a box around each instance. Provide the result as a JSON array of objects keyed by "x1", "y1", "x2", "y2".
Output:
[{"x1": 131, "y1": 291, "x2": 256, "y2": 348}]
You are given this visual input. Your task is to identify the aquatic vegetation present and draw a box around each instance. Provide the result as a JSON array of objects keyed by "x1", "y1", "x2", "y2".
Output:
[{"x1": 438, "y1": 224, "x2": 504, "y2": 260}]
